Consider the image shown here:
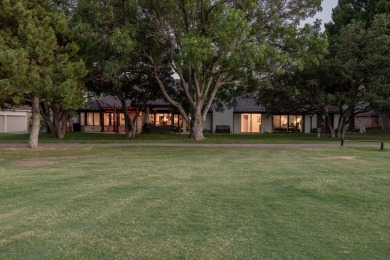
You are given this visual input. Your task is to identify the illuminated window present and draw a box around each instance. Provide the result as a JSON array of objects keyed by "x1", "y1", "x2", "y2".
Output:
[
  {"x1": 80, "y1": 113, "x2": 85, "y2": 126},
  {"x1": 85, "y1": 112, "x2": 100, "y2": 126},
  {"x1": 273, "y1": 115, "x2": 303, "y2": 132},
  {"x1": 241, "y1": 114, "x2": 261, "y2": 133}
]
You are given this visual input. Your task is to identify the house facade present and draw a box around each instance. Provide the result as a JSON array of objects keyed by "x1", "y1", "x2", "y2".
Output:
[{"x1": 75, "y1": 95, "x2": 340, "y2": 134}]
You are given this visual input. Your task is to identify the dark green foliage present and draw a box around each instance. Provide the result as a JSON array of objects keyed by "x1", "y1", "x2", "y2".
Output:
[
  {"x1": 136, "y1": 0, "x2": 325, "y2": 140},
  {"x1": 74, "y1": 0, "x2": 172, "y2": 138},
  {"x1": 0, "y1": 0, "x2": 86, "y2": 144}
]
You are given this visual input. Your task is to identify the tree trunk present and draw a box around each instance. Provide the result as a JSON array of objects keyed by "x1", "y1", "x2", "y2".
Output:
[
  {"x1": 60, "y1": 112, "x2": 68, "y2": 138},
  {"x1": 120, "y1": 97, "x2": 136, "y2": 138},
  {"x1": 40, "y1": 106, "x2": 55, "y2": 136},
  {"x1": 375, "y1": 109, "x2": 390, "y2": 130},
  {"x1": 28, "y1": 95, "x2": 40, "y2": 148},
  {"x1": 326, "y1": 115, "x2": 336, "y2": 138},
  {"x1": 126, "y1": 120, "x2": 136, "y2": 138},
  {"x1": 40, "y1": 103, "x2": 68, "y2": 139},
  {"x1": 340, "y1": 122, "x2": 348, "y2": 139},
  {"x1": 52, "y1": 109, "x2": 68, "y2": 139},
  {"x1": 189, "y1": 109, "x2": 204, "y2": 141},
  {"x1": 52, "y1": 109, "x2": 63, "y2": 138}
]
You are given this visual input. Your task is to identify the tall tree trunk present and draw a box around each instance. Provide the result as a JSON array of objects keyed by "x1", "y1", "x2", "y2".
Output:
[
  {"x1": 60, "y1": 112, "x2": 69, "y2": 137},
  {"x1": 52, "y1": 107, "x2": 62, "y2": 138},
  {"x1": 28, "y1": 95, "x2": 40, "y2": 148},
  {"x1": 120, "y1": 97, "x2": 136, "y2": 138},
  {"x1": 189, "y1": 108, "x2": 204, "y2": 141},
  {"x1": 51, "y1": 108, "x2": 67, "y2": 139},
  {"x1": 40, "y1": 102, "x2": 53, "y2": 134},
  {"x1": 40, "y1": 104, "x2": 55, "y2": 136}
]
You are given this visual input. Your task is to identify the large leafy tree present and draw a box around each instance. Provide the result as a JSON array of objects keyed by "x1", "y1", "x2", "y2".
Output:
[
  {"x1": 363, "y1": 14, "x2": 390, "y2": 130},
  {"x1": 136, "y1": 0, "x2": 325, "y2": 140},
  {"x1": 326, "y1": 0, "x2": 390, "y2": 130},
  {"x1": 74, "y1": 0, "x2": 170, "y2": 138},
  {"x1": 0, "y1": 0, "x2": 85, "y2": 147}
]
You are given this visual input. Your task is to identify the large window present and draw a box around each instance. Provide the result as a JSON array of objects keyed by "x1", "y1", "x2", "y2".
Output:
[
  {"x1": 273, "y1": 115, "x2": 303, "y2": 132},
  {"x1": 155, "y1": 113, "x2": 172, "y2": 126},
  {"x1": 241, "y1": 114, "x2": 261, "y2": 133},
  {"x1": 104, "y1": 113, "x2": 112, "y2": 125},
  {"x1": 80, "y1": 112, "x2": 100, "y2": 126}
]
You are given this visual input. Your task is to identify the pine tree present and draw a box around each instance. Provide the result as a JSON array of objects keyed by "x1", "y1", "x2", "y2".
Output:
[{"x1": 0, "y1": 0, "x2": 85, "y2": 147}]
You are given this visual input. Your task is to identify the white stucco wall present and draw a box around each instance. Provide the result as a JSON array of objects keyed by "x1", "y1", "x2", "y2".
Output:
[
  {"x1": 0, "y1": 111, "x2": 28, "y2": 133},
  {"x1": 204, "y1": 113, "x2": 212, "y2": 132},
  {"x1": 333, "y1": 114, "x2": 340, "y2": 130},
  {"x1": 212, "y1": 108, "x2": 233, "y2": 133},
  {"x1": 261, "y1": 115, "x2": 273, "y2": 133},
  {"x1": 304, "y1": 114, "x2": 317, "y2": 133},
  {"x1": 0, "y1": 115, "x2": 4, "y2": 133},
  {"x1": 233, "y1": 113, "x2": 241, "y2": 133}
]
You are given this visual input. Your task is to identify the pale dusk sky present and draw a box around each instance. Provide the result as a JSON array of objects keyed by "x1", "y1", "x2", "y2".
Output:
[{"x1": 303, "y1": 0, "x2": 339, "y2": 31}]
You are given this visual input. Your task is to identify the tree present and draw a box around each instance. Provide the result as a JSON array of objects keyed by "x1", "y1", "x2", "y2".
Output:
[
  {"x1": 74, "y1": 0, "x2": 171, "y2": 138},
  {"x1": 0, "y1": 0, "x2": 85, "y2": 147},
  {"x1": 326, "y1": 0, "x2": 389, "y2": 37},
  {"x1": 136, "y1": 0, "x2": 324, "y2": 140},
  {"x1": 363, "y1": 14, "x2": 390, "y2": 130},
  {"x1": 325, "y1": 1, "x2": 390, "y2": 131}
]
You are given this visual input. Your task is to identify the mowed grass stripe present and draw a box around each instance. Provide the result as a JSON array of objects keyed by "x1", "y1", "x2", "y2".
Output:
[{"x1": 0, "y1": 146, "x2": 389, "y2": 259}]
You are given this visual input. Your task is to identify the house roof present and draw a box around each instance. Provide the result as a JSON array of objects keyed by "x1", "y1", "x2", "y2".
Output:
[
  {"x1": 146, "y1": 99, "x2": 170, "y2": 106},
  {"x1": 233, "y1": 96, "x2": 266, "y2": 113},
  {"x1": 81, "y1": 95, "x2": 344, "y2": 115},
  {"x1": 324, "y1": 105, "x2": 340, "y2": 114},
  {"x1": 82, "y1": 96, "x2": 170, "y2": 111}
]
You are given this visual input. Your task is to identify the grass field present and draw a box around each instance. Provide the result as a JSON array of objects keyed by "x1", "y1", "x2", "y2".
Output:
[
  {"x1": 1, "y1": 129, "x2": 390, "y2": 144},
  {"x1": 0, "y1": 145, "x2": 389, "y2": 259}
]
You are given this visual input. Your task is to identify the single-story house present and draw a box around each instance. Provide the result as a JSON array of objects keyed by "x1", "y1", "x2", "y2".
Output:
[{"x1": 75, "y1": 95, "x2": 343, "y2": 134}]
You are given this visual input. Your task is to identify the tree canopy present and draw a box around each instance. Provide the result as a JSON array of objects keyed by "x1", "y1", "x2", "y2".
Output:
[
  {"x1": 0, "y1": 0, "x2": 85, "y2": 147},
  {"x1": 73, "y1": 0, "x2": 172, "y2": 138},
  {"x1": 325, "y1": 0, "x2": 390, "y2": 130},
  {"x1": 135, "y1": 0, "x2": 325, "y2": 140}
]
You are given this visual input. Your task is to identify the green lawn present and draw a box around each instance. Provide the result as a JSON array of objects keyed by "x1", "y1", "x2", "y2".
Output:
[
  {"x1": 0, "y1": 146, "x2": 389, "y2": 259},
  {"x1": 1, "y1": 129, "x2": 390, "y2": 144}
]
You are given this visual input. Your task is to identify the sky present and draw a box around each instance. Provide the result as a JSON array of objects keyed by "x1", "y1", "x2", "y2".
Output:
[{"x1": 303, "y1": 0, "x2": 339, "y2": 31}]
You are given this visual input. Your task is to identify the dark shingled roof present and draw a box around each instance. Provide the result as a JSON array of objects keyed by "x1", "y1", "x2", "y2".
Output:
[
  {"x1": 82, "y1": 95, "x2": 342, "y2": 115},
  {"x1": 82, "y1": 96, "x2": 170, "y2": 111},
  {"x1": 233, "y1": 96, "x2": 266, "y2": 113},
  {"x1": 146, "y1": 99, "x2": 170, "y2": 106},
  {"x1": 325, "y1": 105, "x2": 340, "y2": 114}
]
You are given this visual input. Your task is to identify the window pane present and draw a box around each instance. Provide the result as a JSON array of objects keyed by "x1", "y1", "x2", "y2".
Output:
[
  {"x1": 104, "y1": 113, "x2": 110, "y2": 125},
  {"x1": 94, "y1": 113, "x2": 100, "y2": 126},
  {"x1": 241, "y1": 114, "x2": 249, "y2": 132},
  {"x1": 251, "y1": 114, "x2": 261, "y2": 133},
  {"x1": 273, "y1": 115, "x2": 281, "y2": 128},
  {"x1": 87, "y1": 113, "x2": 94, "y2": 126},
  {"x1": 80, "y1": 113, "x2": 85, "y2": 126},
  {"x1": 149, "y1": 114, "x2": 155, "y2": 125},
  {"x1": 120, "y1": 113, "x2": 125, "y2": 126},
  {"x1": 297, "y1": 115, "x2": 303, "y2": 131},
  {"x1": 281, "y1": 115, "x2": 288, "y2": 129}
]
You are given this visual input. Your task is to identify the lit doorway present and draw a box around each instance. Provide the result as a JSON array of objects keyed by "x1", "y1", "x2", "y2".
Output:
[{"x1": 241, "y1": 114, "x2": 261, "y2": 133}]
